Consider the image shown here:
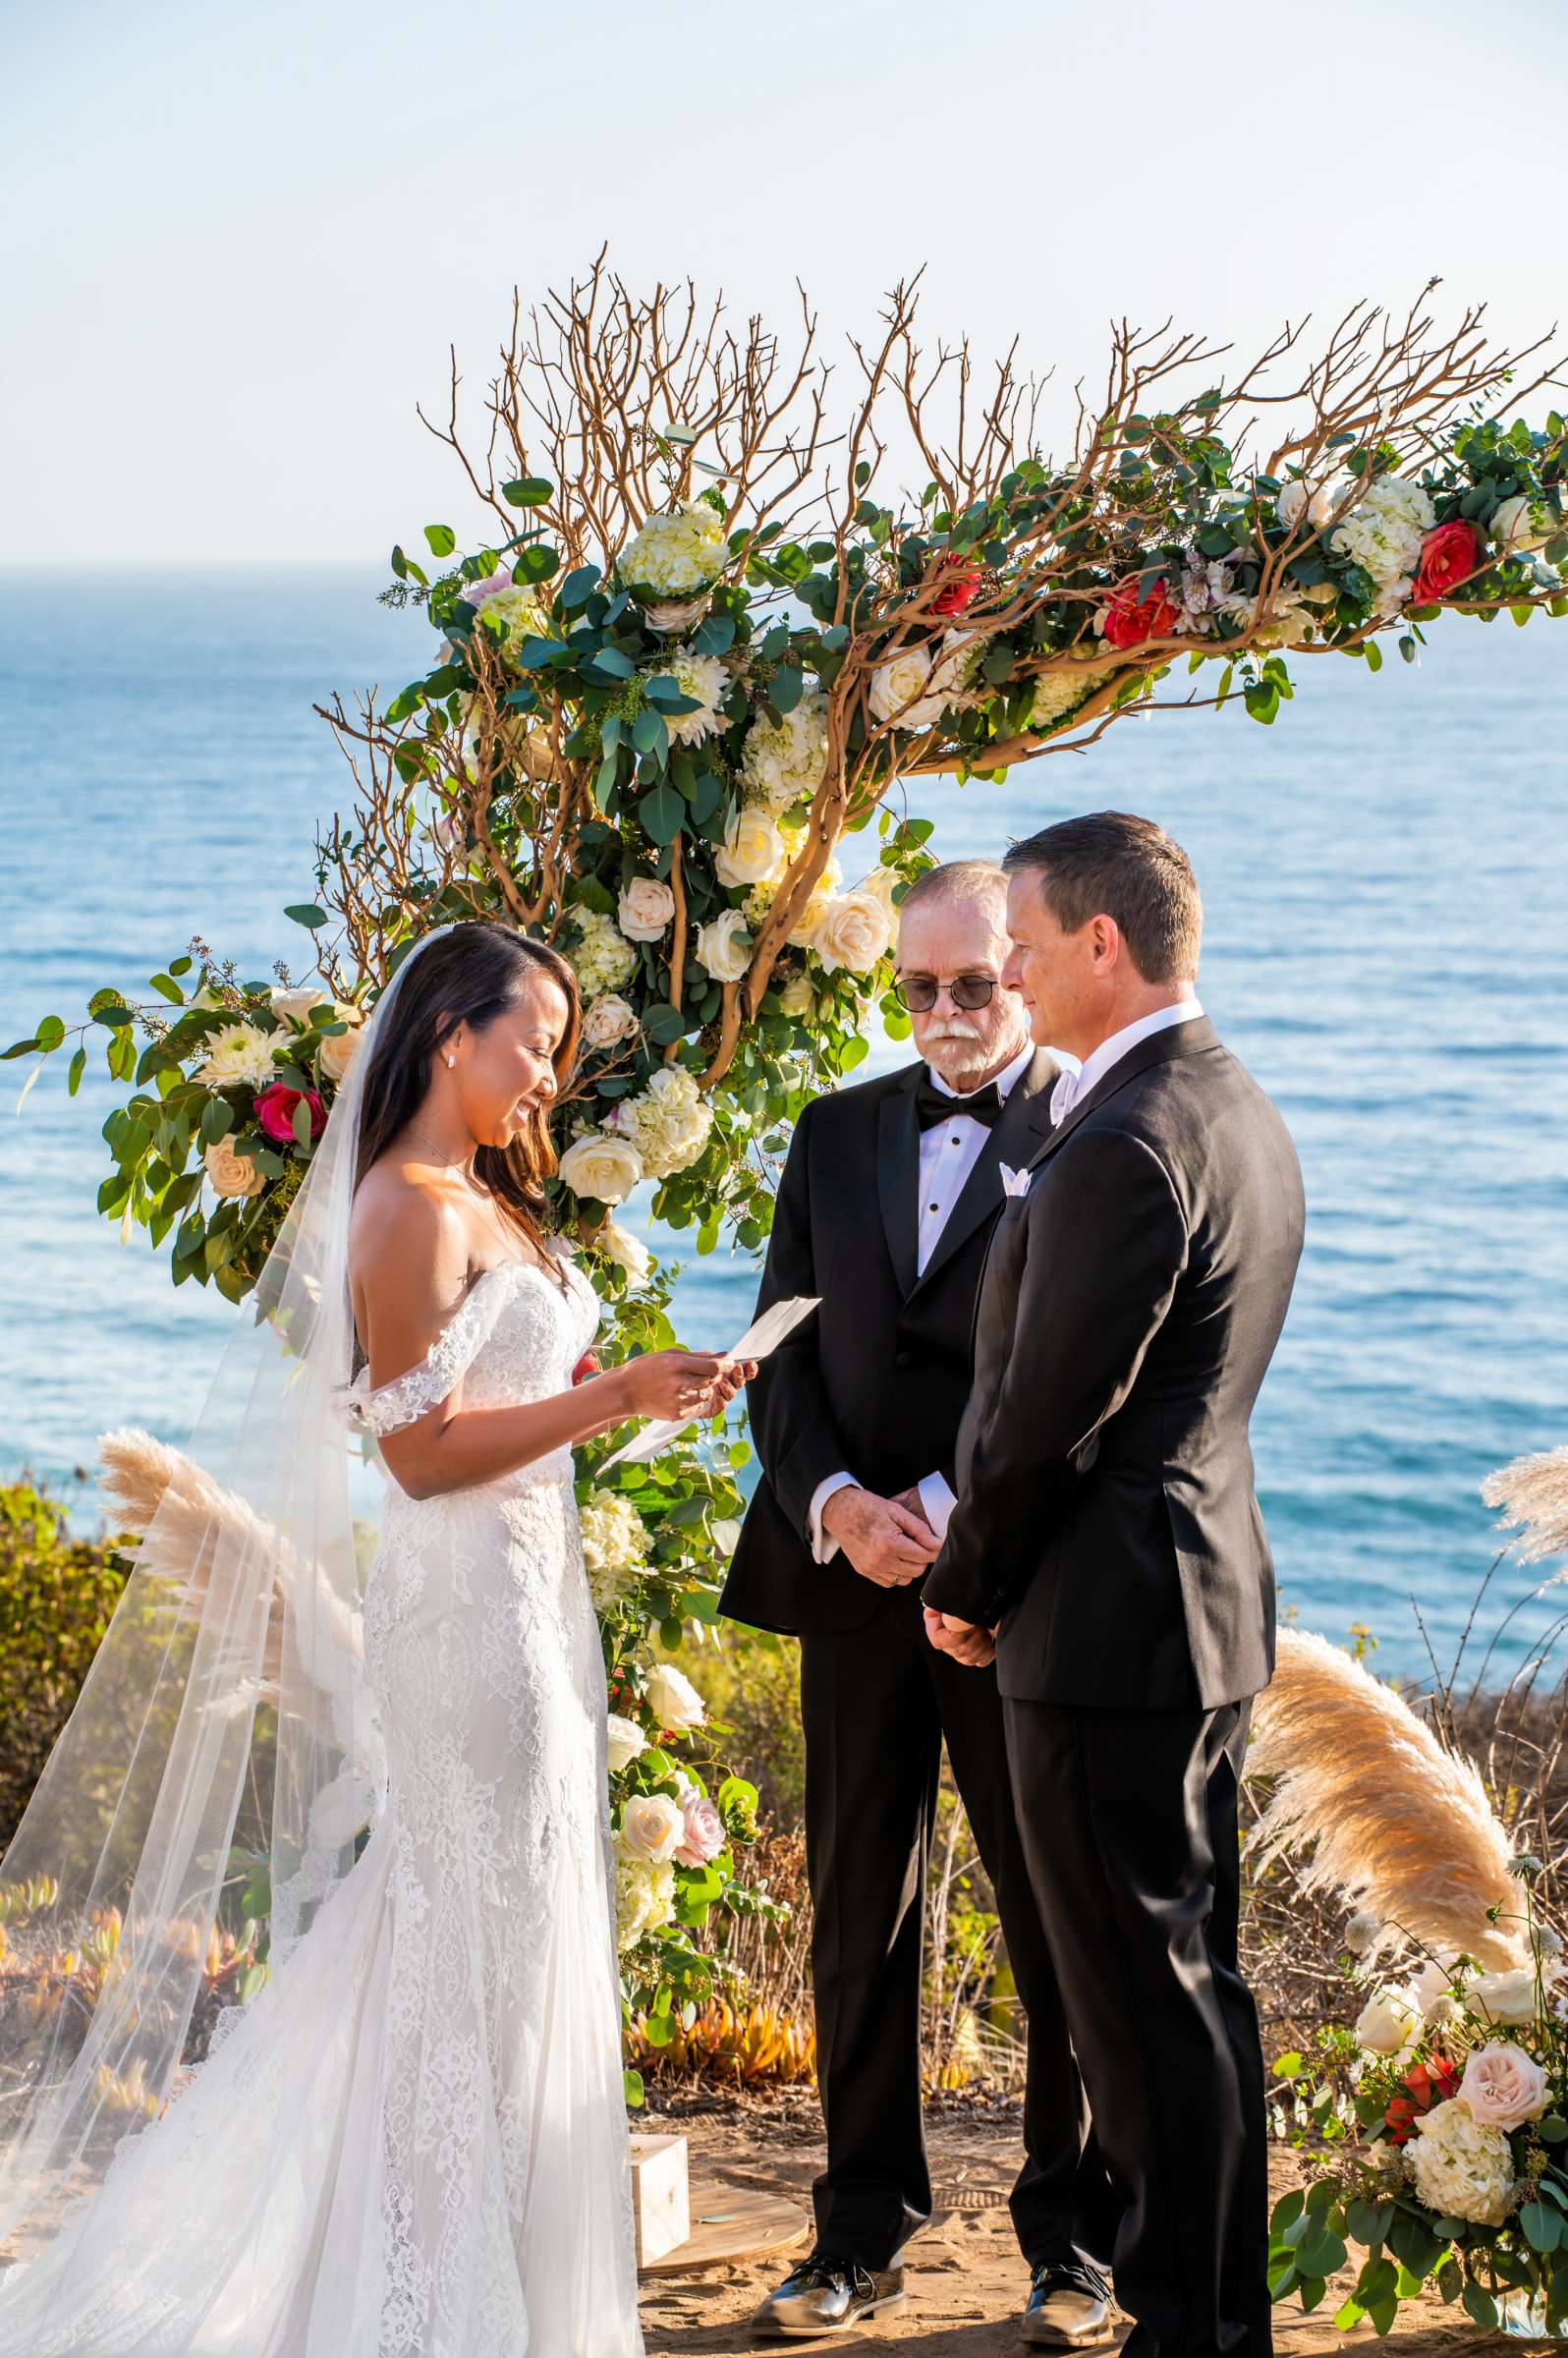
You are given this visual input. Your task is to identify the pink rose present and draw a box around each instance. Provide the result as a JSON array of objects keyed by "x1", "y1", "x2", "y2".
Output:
[
  {"x1": 674, "y1": 1789, "x2": 725, "y2": 1869},
  {"x1": 254, "y1": 1082, "x2": 326, "y2": 1145},
  {"x1": 1459, "y1": 2041, "x2": 1549, "y2": 2131}
]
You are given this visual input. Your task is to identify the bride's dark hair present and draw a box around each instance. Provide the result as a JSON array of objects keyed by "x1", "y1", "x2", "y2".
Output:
[{"x1": 354, "y1": 923, "x2": 582, "y2": 1275}]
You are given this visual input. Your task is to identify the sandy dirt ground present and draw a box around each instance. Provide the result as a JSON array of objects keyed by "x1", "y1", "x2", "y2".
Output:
[{"x1": 638, "y1": 2094, "x2": 1514, "y2": 2356}]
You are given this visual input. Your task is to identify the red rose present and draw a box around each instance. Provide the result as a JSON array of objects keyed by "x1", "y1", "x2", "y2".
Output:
[
  {"x1": 930, "y1": 556, "x2": 982, "y2": 617},
  {"x1": 1413, "y1": 520, "x2": 1480, "y2": 604},
  {"x1": 1383, "y1": 2052, "x2": 1459, "y2": 2144},
  {"x1": 254, "y1": 1081, "x2": 326, "y2": 1146},
  {"x1": 1100, "y1": 574, "x2": 1182, "y2": 650}
]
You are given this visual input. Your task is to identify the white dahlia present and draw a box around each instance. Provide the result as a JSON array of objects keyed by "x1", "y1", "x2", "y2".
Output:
[
  {"x1": 656, "y1": 650, "x2": 730, "y2": 747},
  {"x1": 196, "y1": 1023, "x2": 277, "y2": 1092}
]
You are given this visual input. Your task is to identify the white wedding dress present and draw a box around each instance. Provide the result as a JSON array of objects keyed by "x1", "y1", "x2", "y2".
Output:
[{"x1": 0, "y1": 1249, "x2": 644, "y2": 2358}]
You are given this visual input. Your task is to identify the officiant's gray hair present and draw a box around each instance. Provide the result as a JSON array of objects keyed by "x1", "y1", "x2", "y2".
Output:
[{"x1": 896, "y1": 859, "x2": 1009, "y2": 922}]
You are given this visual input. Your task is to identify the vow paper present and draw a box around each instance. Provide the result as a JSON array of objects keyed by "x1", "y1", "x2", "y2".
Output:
[{"x1": 600, "y1": 1295, "x2": 820, "y2": 1468}]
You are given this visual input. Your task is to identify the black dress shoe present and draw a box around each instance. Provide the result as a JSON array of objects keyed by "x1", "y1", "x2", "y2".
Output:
[
  {"x1": 1021, "y1": 2257, "x2": 1112, "y2": 2347},
  {"x1": 751, "y1": 2249, "x2": 908, "y2": 2336}
]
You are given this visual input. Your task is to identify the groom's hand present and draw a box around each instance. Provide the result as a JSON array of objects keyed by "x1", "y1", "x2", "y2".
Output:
[
  {"x1": 923, "y1": 1607, "x2": 997, "y2": 1668},
  {"x1": 820, "y1": 1485, "x2": 939, "y2": 1588}
]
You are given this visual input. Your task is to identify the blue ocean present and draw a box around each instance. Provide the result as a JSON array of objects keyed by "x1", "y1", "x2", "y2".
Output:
[{"x1": 3, "y1": 567, "x2": 1565, "y2": 1678}]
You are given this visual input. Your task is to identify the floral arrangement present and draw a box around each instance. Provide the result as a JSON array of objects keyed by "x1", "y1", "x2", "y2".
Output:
[{"x1": 9, "y1": 266, "x2": 1568, "y2": 2069}]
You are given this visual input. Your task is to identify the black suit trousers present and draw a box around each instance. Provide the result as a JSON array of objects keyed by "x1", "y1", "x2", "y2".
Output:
[
  {"x1": 1001, "y1": 1697, "x2": 1271, "y2": 2358},
  {"x1": 800, "y1": 1581, "x2": 1116, "y2": 2273}
]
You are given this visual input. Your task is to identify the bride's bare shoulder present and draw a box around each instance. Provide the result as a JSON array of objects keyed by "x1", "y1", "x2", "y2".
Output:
[{"x1": 351, "y1": 1157, "x2": 467, "y2": 1297}]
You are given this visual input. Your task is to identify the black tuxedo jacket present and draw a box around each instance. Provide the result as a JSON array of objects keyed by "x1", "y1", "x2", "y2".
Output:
[
  {"x1": 922, "y1": 1016, "x2": 1305, "y2": 1711},
  {"x1": 720, "y1": 1049, "x2": 1061, "y2": 1637}
]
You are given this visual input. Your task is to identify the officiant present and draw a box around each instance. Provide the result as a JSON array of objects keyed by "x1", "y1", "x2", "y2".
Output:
[{"x1": 722, "y1": 861, "x2": 1116, "y2": 2343}]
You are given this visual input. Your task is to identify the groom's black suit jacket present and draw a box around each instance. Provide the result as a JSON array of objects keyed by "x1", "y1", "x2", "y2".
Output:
[
  {"x1": 922, "y1": 1016, "x2": 1305, "y2": 1711},
  {"x1": 720, "y1": 1049, "x2": 1061, "y2": 1637}
]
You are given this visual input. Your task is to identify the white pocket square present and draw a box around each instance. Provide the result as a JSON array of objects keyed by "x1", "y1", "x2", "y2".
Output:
[{"x1": 999, "y1": 1162, "x2": 1034, "y2": 1199}]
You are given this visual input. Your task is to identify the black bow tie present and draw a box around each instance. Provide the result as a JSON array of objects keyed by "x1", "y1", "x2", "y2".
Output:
[{"x1": 916, "y1": 1073, "x2": 1004, "y2": 1132}]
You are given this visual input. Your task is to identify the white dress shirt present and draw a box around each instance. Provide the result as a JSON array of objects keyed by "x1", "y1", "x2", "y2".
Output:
[{"x1": 808, "y1": 1042, "x2": 1052, "y2": 1564}]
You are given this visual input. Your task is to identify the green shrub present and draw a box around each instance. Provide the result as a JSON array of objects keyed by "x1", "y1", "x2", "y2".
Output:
[{"x1": 0, "y1": 1483, "x2": 132, "y2": 1847}]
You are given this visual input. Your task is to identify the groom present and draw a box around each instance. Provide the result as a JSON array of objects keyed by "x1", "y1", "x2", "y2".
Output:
[
  {"x1": 924, "y1": 813, "x2": 1305, "y2": 2358},
  {"x1": 723, "y1": 859, "x2": 1116, "y2": 2341}
]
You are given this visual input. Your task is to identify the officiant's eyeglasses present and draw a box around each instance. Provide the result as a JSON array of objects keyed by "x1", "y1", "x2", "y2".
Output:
[{"x1": 893, "y1": 973, "x2": 999, "y2": 1013}]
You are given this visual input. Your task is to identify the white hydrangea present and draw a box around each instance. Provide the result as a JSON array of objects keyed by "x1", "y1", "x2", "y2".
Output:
[
  {"x1": 1407, "y1": 2098, "x2": 1518, "y2": 2227},
  {"x1": 568, "y1": 909, "x2": 638, "y2": 997},
  {"x1": 656, "y1": 650, "x2": 730, "y2": 747},
  {"x1": 613, "y1": 1842, "x2": 676, "y2": 1951},
  {"x1": 1330, "y1": 476, "x2": 1435, "y2": 610},
  {"x1": 476, "y1": 585, "x2": 555, "y2": 664},
  {"x1": 579, "y1": 1487, "x2": 648, "y2": 1614},
  {"x1": 1030, "y1": 659, "x2": 1112, "y2": 732},
  {"x1": 739, "y1": 691, "x2": 829, "y2": 815},
  {"x1": 196, "y1": 1023, "x2": 278, "y2": 1092},
  {"x1": 622, "y1": 499, "x2": 730, "y2": 596},
  {"x1": 611, "y1": 1067, "x2": 713, "y2": 1181}
]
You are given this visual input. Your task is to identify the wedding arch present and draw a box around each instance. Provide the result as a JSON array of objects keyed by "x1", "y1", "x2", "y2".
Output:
[{"x1": 10, "y1": 259, "x2": 1567, "y2": 2065}]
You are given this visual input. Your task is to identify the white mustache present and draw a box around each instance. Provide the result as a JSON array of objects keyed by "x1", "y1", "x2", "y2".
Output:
[{"x1": 920, "y1": 1018, "x2": 984, "y2": 1040}]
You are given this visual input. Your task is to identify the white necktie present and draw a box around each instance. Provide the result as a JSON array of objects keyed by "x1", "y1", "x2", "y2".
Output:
[{"x1": 1049, "y1": 1065, "x2": 1078, "y2": 1125}]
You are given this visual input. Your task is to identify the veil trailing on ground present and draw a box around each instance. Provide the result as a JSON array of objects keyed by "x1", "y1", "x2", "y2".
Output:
[{"x1": 0, "y1": 926, "x2": 453, "y2": 2256}]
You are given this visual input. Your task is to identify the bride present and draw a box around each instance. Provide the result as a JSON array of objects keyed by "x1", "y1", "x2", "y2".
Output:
[{"x1": 0, "y1": 921, "x2": 749, "y2": 2356}]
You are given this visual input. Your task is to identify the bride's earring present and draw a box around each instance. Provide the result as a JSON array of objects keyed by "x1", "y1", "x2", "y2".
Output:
[{"x1": 445, "y1": 1052, "x2": 456, "y2": 1068}]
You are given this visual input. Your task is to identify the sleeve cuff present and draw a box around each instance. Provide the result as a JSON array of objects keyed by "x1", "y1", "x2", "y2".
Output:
[
  {"x1": 808, "y1": 1472, "x2": 857, "y2": 1564},
  {"x1": 917, "y1": 1472, "x2": 958, "y2": 1544}
]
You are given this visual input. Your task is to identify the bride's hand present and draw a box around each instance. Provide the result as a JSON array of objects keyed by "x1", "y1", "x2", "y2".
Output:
[
  {"x1": 696, "y1": 1357, "x2": 756, "y2": 1422},
  {"x1": 616, "y1": 1349, "x2": 735, "y2": 1421}
]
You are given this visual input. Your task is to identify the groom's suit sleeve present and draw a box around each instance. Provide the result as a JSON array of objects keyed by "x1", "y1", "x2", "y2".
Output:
[
  {"x1": 747, "y1": 1101, "x2": 854, "y2": 1544},
  {"x1": 922, "y1": 1126, "x2": 1188, "y2": 1628}
]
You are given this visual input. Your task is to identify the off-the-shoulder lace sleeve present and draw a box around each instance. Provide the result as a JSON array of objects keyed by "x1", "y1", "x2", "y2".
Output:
[{"x1": 345, "y1": 1266, "x2": 512, "y2": 1437}]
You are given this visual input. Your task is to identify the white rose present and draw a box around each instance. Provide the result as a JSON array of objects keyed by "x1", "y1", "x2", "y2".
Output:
[
  {"x1": 868, "y1": 645, "x2": 942, "y2": 730},
  {"x1": 1354, "y1": 1986, "x2": 1422, "y2": 2055},
  {"x1": 618, "y1": 877, "x2": 677, "y2": 942},
  {"x1": 270, "y1": 983, "x2": 329, "y2": 1025},
  {"x1": 317, "y1": 1004, "x2": 364, "y2": 1084},
  {"x1": 558, "y1": 1131, "x2": 644, "y2": 1206},
  {"x1": 812, "y1": 892, "x2": 894, "y2": 979},
  {"x1": 204, "y1": 1138, "x2": 265, "y2": 1201},
  {"x1": 621, "y1": 1791, "x2": 686, "y2": 1864},
  {"x1": 778, "y1": 971, "x2": 816, "y2": 1018},
  {"x1": 196, "y1": 1023, "x2": 277, "y2": 1092},
  {"x1": 696, "y1": 907, "x2": 754, "y2": 983},
  {"x1": 1276, "y1": 479, "x2": 1309, "y2": 530},
  {"x1": 1472, "y1": 1966, "x2": 1545, "y2": 2028},
  {"x1": 1309, "y1": 478, "x2": 1348, "y2": 530},
  {"x1": 600, "y1": 1221, "x2": 651, "y2": 1286},
  {"x1": 644, "y1": 1660, "x2": 705, "y2": 1734},
  {"x1": 606, "y1": 1712, "x2": 647, "y2": 1775},
  {"x1": 1460, "y1": 2041, "x2": 1550, "y2": 2131},
  {"x1": 785, "y1": 857, "x2": 843, "y2": 949},
  {"x1": 1408, "y1": 2097, "x2": 1518, "y2": 2227},
  {"x1": 1490, "y1": 493, "x2": 1557, "y2": 555},
  {"x1": 714, "y1": 808, "x2": 787, "y2": 890},
  {"x1": 582, "y1": 993, "x2": 639, "y2": 1051}
]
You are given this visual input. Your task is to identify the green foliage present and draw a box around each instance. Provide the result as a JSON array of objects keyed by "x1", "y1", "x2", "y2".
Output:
[{"x1": 0, "y1": 1485, "x2": 133, "y2": 1846}]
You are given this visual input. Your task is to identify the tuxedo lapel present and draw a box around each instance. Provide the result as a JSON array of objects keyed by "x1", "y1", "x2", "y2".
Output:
[
  {"x1": 1023, "y1": 1015, "x2": 1220, "y2": 1171},
  {"x1": 875, "y1": 1071, "x2": 922, "y2": 1297},
  {"x1": 914, "y1": 1047, "x2": 1059, "y2": 1294}
]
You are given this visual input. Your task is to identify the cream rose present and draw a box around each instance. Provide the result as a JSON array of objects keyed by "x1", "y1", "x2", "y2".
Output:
[
  {"x1": 868, "y1": 645, "x2": 941, "y2": 730},
  {"x1": 714, "y1": 808, "x2": 787, "y2": 890},
  {"x1": 317, "y1": 1005, "x2": 364, "y2": 1084},
  {"x1": 618, "y1": 877, "x2": 677, "y2": 942},
  {"x1": 558, "y1": 1131, "x2": 644, "y2": 1206},
  {"x1": 785, "y1": 857, "x2": 843, "y2": 950},
  {"x1": 1472, "y1": 1966, "x2": 1546, "y2": 2028},
  {"x1": 1490, "y1": 493, "x2": 1558, "y2": 555},
  {"x1": 644, "y1": 1660, "x2": 705, "y2": 1735},
  {"x1": 606, "y1": 1712, "x2": 646, "y2": 1774},
  {"x1": 621, "y1": 1792, "x2": 686, "y2": 1864},
  {"x1": 269, "y1": 983, "x2": 329, "y2": 1025},
  {"x1": 1354, "y1": 1986, "x2": 1422, "y2": 2055},
  {"x1": 674, "y1": 1786, "x2": 726, "y2": 1869},
  {"x1": 1408, "y1": 2098, "x2": 1518, "y2": 2227},
  {"x1": 812, "y1": 891, "x2": 894, "y2": 979},
  {"x1": 204, "y1": 1138, "x2": 265, "y2": 1201},
  {"x1": 778, "y1": 972, "x2": 816, "y2": 1018},
  {"x1": 1459, "y1": 2041, "x2": 1549, "y2": 2131},
  {"x1": 582, "y1": 993, "x2": 639, "y2": 1051},
  {"x1": 696, "y1": 908, "x2": 754, "y2": 983},
  {"x1": 600, "y1": 1221, "x2": 651, "y2": 1286}
]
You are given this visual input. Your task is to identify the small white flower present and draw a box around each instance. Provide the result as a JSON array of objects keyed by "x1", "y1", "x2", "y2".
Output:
[
  {"x1": 581, "y1": 993, "x2": 639, "y2": 1051},
  {"x1": 1330, "y1": 476, "x2": 1435, "y2": 611},
  {"x1": 613, "y1": 1845, "x2": 676, "y2": 1950},
  {"x1": 621, "y1": 1791, "x2": 686, "y2": 1864},
  {"x1": 644, "y1": 1659, "x2": 705, "y2": 1734},
  {"x1": 657, "y1": 651, "x2": 729, "y2": 747},
  {"x1": 622, "y1": 500, "x2": 730, "y2": 598},
  {"x1": 606, "y1": 1712, "x2": 646, "y2": 1774},
  {"x1": 613, "y1": 1067, "x2": 713, "y2": 1181},
  {"x1": 568, "y1": 910, "x2": 638, "y2": 998},
  {"x1": 600, "y1": 1222, "x2": 651, "y2": 1287},
  {"x1": 740, "y1": 691, "x2": 829, "y2": 815},
  {"x1": 618, "y1": 877, "x2": 677, "y2": 942},
  {"x1": 778, "y1": 971, "x2": 816, "y2": 1018},
  {"x1": 558, "y1": 1132, "x2": 644, "y2": 1207},
  {"x1": 1344, "y1": 1910, "x2": 1383, "y2": 1956},
  {"x1": 696, "y1": 907, "x2": 754, "y2": 983}
]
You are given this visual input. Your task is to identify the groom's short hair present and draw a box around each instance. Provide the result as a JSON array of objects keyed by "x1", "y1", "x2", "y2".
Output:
[{"x1": 1003, "y1": 813, "x2": 1202, "y2": 984}]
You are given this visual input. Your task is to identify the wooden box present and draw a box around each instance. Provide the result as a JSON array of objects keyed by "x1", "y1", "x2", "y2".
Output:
[{"x1": 629, "y1": 2130, "x2": 691, "y2": 2266}]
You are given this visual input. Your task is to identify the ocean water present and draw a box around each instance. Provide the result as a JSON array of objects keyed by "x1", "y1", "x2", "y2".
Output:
[{"x1": 2, "y1": 566, "x2": 1566, "y2": 1679}]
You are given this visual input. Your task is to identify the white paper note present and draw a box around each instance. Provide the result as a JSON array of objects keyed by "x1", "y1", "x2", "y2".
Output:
[{"x1": 600, "y1": 1295, "x2": 820, "y2": 1468}]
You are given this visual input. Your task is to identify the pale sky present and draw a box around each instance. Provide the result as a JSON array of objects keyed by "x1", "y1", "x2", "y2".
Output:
[{"x1": 7, "y1": 0, "x2": 1566, "y2": 563}]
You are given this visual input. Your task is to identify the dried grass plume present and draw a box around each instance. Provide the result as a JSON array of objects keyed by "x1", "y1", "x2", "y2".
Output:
[
  {"x1": 1249, "y1": 1626, "x2": 1527, "y2": 1969},
  {"x1": 1482, "y1": 1444, "x2": 1568, "y2": 1566}
]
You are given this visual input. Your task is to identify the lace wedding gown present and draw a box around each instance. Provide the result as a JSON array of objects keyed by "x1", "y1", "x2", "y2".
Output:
[{"x1": 0, "y1": 1250, "x2": 644, "y2": 2358}]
